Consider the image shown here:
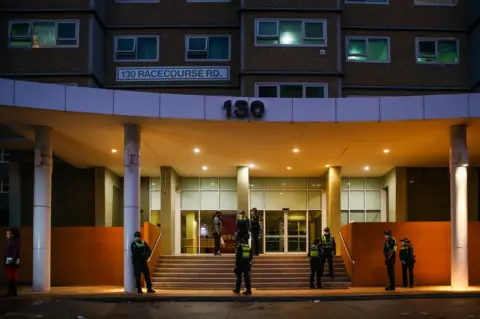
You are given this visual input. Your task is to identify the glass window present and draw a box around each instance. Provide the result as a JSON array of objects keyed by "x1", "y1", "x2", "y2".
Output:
[
  {"x1": 416, "y1": 38, "x2": 459, "y2": 64},
  {"x1": 115, "y1": 36, "x2": 158, "y2": 61},
  {"x1": 9, "y1": 20, "x2": 79, "y2": 48},
  {"x1": 186, "y1": 36, "x2": 229, "y2": 60},
  {"x1": 345, "y1": 0, "x2": 388, "y2": 3},
  {"x1": 347, "y1": 37, "x2": 389, "y2": 62},
  {"x1": 256, "y1": 84, "x2": 327, "y2": 98},
  {"x1": 256, "y1": 19, "x2": 326, "y2": 46},
  {"x1": 414, "y1": 0, "x2": 456, "y2": 5}
]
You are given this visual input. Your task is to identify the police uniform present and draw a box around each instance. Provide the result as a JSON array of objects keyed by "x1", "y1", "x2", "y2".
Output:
[
  {"x1": 399, "y1": 238, "x2": 415, "y2": 288},
  {"x1": 131, "y1": 231, "x2": 155, "y2": 294},
  {"x1": 383, "y1": 230, "x2": 397, "y2": 291},
  {"x1": 233, "y1": 241, "x2": 253, "y2": 295},
  {"x1": 320, "y1": 228, "x2": 336, "y2": 278},
  {"x1": 250, "y1": 208, "x2": 261, "y2": 255},
  {"x1": 235, "y1": 211, "x2": 250, "y2": 243},
  {"x1": 309, "y1": 241, "x2": 322, "y2": 288}
]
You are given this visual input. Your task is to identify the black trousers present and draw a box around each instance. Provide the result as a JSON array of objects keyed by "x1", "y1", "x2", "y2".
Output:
[
  {"x1": 235, "y1": 268, "x2": 251, "y2": 292},
  {"x1": 236, "y1": 231, "x2": 249, "y2": 243},
  {"x1": 252, "y1": 233, "x2": 260, "y2": 255},
  {"x1": 134, "y1": 262, "x2": 152, "y2": 290},
  {"x1": 320, "y1": 254, "x2": 334, "y2": 277},
  {"x1": 401, "y1": 263, "x2": 414, "y2": 287},
  {"x1": 214, "y1": 233, "x2": 221, "y2": 255},
  {"x1": 386, "y1": 260, "x2": 395, "y2": 288},
  {"x1": 310, "y1": 262, "x2": 322, "y2": 287}
]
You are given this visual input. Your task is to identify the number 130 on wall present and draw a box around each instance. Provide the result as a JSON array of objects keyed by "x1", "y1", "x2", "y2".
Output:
[{"x1": 223, "y1": 100, "x2": 266, "y2": 119}]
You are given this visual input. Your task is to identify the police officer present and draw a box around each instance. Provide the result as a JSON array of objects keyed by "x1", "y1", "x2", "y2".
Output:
[
  {"x1": 399, "y1": 238, "x2": 415, "y2": 288},
  {"x1": 384, "y1": 230, "x2": 397, "y2": 291},
  {"x1": 308, "y1": 238, "x2": 323, "y2": 289},
  {"x1": 320, "y1": 227, "x2": 336, "y2": 279},
  {"x1": 235, "y1": 210, "x2": 250, "y2": 243},
  {"x1": 250, "y1": 208, "x2": 261, "y2": 256},
  {"x1": 131, "y1": 231, "x2": 155, "y2": 294},
  {"x1": 233, "y1": 238, "x2": 253, "y2": 295}
]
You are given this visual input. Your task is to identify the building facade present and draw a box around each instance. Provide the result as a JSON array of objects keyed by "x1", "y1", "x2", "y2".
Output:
[{"x1": 0, "y1": 0, "x2": 475, "y2": 97}]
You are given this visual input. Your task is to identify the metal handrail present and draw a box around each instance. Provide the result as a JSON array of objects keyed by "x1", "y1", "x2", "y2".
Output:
[
  {"x1": 147, "y1": 231, "x2": 163, "y2": 263},
  {"x1": 338, "y1": 231, "x2": 355, "y2": 264}
]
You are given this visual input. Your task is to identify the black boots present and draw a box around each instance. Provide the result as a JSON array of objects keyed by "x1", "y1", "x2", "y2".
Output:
[{"x1": 5, "y1": 280, "x2": 17, "y2": 297}]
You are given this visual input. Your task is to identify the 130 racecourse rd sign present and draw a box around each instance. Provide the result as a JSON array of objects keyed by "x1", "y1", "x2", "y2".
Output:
[{"x1": 116, "y1": 66, "x2": 230, "y2": 82}]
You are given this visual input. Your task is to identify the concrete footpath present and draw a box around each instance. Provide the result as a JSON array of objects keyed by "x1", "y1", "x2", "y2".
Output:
[{"x1": 10, "y1": 285, "x2": 480, "y2": 303}]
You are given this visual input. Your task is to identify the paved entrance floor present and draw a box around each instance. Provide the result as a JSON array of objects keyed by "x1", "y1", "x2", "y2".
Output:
[
  {"x1": 10, "y1": 285, "x2": 480, "y2": 302},
  {"x1": 2, "y1": 298, "x2": 480, "y2": 318}
]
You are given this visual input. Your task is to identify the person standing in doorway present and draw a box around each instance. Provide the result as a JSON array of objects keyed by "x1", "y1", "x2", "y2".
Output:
[
  {"x1": 235, "y1": 210, "x2": 250, "y2": 243},
  {"x1": 131, "y1": 231, "x2": 155, "y2": 294},
  {"x1": 250, "y1": 208, "x2": 261, "y2": 256},
  {"x1": 233, "y1": 238, "x2": 253, "y2": 295},
  {"x1": 399, "y1": 238, "x2": 415, "y2": 288},
  {"x1": 320, "y1": 227, "x2": 336, "y2": 279},
  {"x1": 383, "y1": 230, "x2": 397, "y2": 291},
  {"x1": 4, "y1": 229, "x2": 20, "y2": 297},
  {"x1": 213, "y1": 211, "x2": 223, "y2": 256}
]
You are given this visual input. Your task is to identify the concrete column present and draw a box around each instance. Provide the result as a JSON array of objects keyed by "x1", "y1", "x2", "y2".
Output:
[
  {"x1": 123, "y1": 124, "x2": 141, "y2": 293},
  {"x1": 32, "y1": 126, "x2": 53, "y2": 292},
  {"x1": 160, "y1": 166, "x2": 179, "y2": 255},
  {"x1": 8, "y1": 162, "x2": 21, "y2": 227},
  {"x1": 326, "y1": 167, "x2": 341, "y2": 238},
  {"x1": 237, "y1": 166, "x2": 250, "y2": 213},
  {"x1": 449, "y1": 124, "x2": 469, "y2": 289}
]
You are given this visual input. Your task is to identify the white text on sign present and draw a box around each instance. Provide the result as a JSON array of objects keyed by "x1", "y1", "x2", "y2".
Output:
[{"x1": 116, "y1": 67, "x2": 230, "y2": 82}]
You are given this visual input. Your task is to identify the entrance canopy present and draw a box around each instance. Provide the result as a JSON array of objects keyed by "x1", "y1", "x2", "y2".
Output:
[{"x1": 1, "y1": 105, "x2": 479, "y2": 177}]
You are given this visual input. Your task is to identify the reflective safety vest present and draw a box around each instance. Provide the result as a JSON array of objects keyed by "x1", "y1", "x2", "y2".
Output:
[
  {"x1": 310, "y1": 245, "x2": 320, "y2": 258},
  {"x1": 241, "y1": 244, "x2": 251, "y2": 258},
  {"x1": 134, "y1": 241, "x2": 146, "y2": 248},
  {"x1": 321, "y1": 236, "x2": 334, "y2": 249}
]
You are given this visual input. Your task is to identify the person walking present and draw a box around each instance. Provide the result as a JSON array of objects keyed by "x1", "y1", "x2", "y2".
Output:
[
  {"x1": 4, "y1": 229, "x2": 20, "y2": 297},
  {"x1": 131, "y1": 231, "x2": 155, "y2": 294},
  {"x1": 213, "y1": 211, "x2": 223, "y2": 256}
]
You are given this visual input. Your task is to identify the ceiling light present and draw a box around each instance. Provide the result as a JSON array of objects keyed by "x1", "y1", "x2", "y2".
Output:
[
  {"x1": 152, "y1": 183, "x2": 155, "y2": 186},
  {"x1": 292, "y1": 148, "x2": 300, "y2": 153},
  {"x1": 111, "y1": 148, "x2": 118, "y2": 154},
  {"x1": 364, "y1": 165, "x2": 370, "y2": 171},
  {"x1": 249, "y1": 163, "x2": 255, "y2": 168},
  {"x1": 193, "y1": 148, "x2": 200, "y2": 154},
  {"x1": 286, "y1": 166, "x2": 292, "y2": 170},
  {"x1": 383, "y1": 149, "x2": 390, "y2": 154},
  {"x1": 325, "y1": 164, "x2": 330, "y2": 168},
  {"x1": 462, "y1": 163, "x2": 469, "y2": 167},
  {"x1": 202, "y1": 166, "x2": 208, "y2": 171}
]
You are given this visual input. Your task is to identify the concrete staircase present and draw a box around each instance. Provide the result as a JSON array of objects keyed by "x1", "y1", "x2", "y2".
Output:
[{"x1": 152, "y1": 255, "x2": 351, "y2": 290}]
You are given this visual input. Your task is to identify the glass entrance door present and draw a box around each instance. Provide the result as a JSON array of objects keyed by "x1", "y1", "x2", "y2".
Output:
[{"x1": 264, "y1": 210, "x2": 307, "y2": 254}]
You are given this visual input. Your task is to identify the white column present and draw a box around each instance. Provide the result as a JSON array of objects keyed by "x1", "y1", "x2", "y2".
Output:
[
  {"x1": 449, "y1": 124, "x2": 469, "y2": 289},
  {"x1": 123, "y1": 124, "x2": 141, "y2": 293},
  {"x1": 32, "y1": 126, "x2": 53, "y2": 292}
]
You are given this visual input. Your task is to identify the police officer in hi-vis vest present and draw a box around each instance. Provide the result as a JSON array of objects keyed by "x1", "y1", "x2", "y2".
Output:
[
  {"x1": 233, "y1": 238, "x2": 253, "y2": 295},
  {"x1": 308, "y1": 238, "x2": 323, "y2": 289},
  {"x1": 131, "y1": 231, "x2": 155, "y2": 294},
  {"x1": 399, "y1": 238, "x2": 415, "y2": 288},
  {"x1": 383, "y1": 230, "x2": 397, "y2": 291},
  {"x1": 320, "y1": 227, "x2": 336, "y2": 279},
  {"x1": 250, "y1": 208, "x2": 261, "y2": 256}
]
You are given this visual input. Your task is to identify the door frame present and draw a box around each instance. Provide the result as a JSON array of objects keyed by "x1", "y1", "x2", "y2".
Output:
[{"x1": 262, "y1": 209, "x2": 309, "y2": 255}]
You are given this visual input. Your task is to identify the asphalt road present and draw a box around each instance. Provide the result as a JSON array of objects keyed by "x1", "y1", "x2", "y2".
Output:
[{"x1": 1, "y1": 298, "x2": 480, "y2": 318}]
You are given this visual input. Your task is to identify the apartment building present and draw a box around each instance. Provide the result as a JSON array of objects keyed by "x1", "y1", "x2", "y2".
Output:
[{"x1": 0, "y1": 0, "x2": 472, "y2": 98}]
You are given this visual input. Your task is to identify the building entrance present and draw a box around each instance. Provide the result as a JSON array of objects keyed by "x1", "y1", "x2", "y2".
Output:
[{"x1": 262, "y1": 210, "x2": 310, "y2": 254}]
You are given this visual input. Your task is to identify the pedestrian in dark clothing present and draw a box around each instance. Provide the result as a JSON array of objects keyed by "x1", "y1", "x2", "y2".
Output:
[
  {"x1": 235, "y1": 210, "x2": 250, "y2": 243},
  {"x1": 4, "y1": 228, "x2": 20, "y2": 297},
  {"x1": 213, "y1": 211, "x2": 223, "y2": 256},
  {"x1": 250, "y1": 208, "x2": 261, "y2": 255},
  {"x1": 131, "y1": 231, "x2": 155, "y2": 294}
]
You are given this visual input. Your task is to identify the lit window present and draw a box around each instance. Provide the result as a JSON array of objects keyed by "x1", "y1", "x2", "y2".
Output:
[
  {"x1": 8, "y1": 20, "x2": 79, "y2": 48},
  {"x1": 255, "y1": 19, "x2": 327, "y2": 47},
  {"x1": 346, "y1": 37, "x2": 390, "y2": 62},
  {"x1": 256, "y1": 83, "x2": 328, "y2": 98},
  {"x1": 114, "y1": 36, "x2": 159, "y2": 62},
  {"x1": 414, "y1": 0, "x2": 456, "y2": 6},
  {"x1": 185, "y1": 36, "x2": 230, "y2": 61},
  {"x1": 416, "y1": 38, "x2": 459, "y2": 64}
]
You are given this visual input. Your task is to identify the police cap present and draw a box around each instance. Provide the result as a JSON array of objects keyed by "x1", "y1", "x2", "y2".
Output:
[
  {"x1": 250, "y1": 208, "x2": 258, "y2": 212},
  {"x1": 323, "y1": 227, "x2": 330, "y2": 232},
  {"x1": 400, "y1": 238, "x2": 410, "y2": 243},
  {"x1": 238, "y1": 210, "x2": 246, "y2": 214},
  {"x1": 134, "y1": 231, "x2": 141, "y2": 237},
  {"x1": 384, "y1": 230, "x2": 392, "y2": 235}
]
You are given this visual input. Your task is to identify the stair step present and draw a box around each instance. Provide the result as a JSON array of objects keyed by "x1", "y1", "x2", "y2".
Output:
[
  {"x1": 152, "y1": 282, "x2": 350, "y2": 289},
  {"x1": 152, "y1": 277, "x2": 350, "y2": 283}
]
